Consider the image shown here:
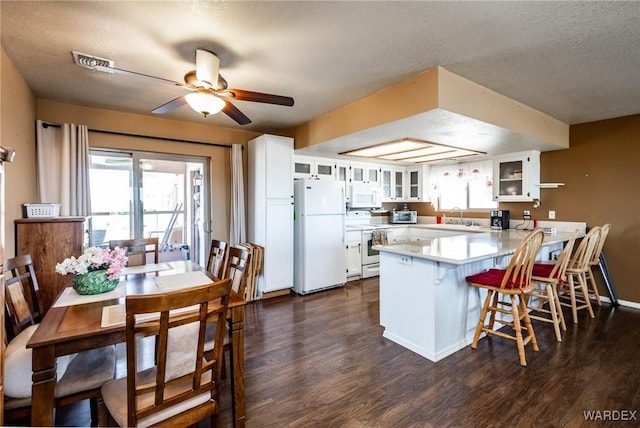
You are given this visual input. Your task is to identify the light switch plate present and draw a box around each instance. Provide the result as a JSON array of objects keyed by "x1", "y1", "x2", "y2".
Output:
[{"x1": 549, "y1": 210, "x2": 556, "y2": 219}]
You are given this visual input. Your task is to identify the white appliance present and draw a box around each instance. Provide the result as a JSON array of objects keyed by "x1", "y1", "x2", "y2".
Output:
[
  {"x1": 294, "y1": 179, "x2": 347, "y2": 294},
  {"x1": 350, "y1": 182, "x2": 383, "y2": 208},
  {"x1": 346, "y1": 210, "x2": 389, "y2": 279}
]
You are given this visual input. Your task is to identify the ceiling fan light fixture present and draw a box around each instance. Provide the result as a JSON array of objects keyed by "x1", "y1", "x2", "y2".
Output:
[{"x1": 185, "y1": 92, "x2": 225, "y2": 117}]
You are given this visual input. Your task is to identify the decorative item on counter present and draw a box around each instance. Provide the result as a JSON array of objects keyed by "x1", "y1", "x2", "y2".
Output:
[{"x1": 56, "y1": 247, "x2": 128, "y2": 295}]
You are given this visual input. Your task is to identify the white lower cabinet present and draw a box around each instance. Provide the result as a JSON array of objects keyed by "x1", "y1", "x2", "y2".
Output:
[{"x1": 346, "y1": 230, "x2": 362, "y2": 280}]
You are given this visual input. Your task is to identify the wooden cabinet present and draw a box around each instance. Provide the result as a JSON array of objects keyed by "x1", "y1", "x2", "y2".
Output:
[
  {"x1": 15, "y1": 217, "x2": 87, "y2": 314},
  {"x1": 493, "y1": 150, "x2": 540, "y2": 202}
]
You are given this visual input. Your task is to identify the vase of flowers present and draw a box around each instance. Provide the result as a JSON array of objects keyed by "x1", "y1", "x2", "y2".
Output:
[{"x1": 56, "y1": 247, "x2": 128, "y2": 295}]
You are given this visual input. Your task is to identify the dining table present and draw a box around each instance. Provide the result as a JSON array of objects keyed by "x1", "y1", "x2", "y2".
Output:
[{"x1": 26, "y1": 260, "x2": 247, "y2": 427}]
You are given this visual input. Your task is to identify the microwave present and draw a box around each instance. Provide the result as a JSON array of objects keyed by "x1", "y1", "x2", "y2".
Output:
[
  {"x1": 390, "y1": 210, "x2": 417, "y2": 224},
  {"x1": 350, "y1": 183, "x2": 382, "y2": 208}
]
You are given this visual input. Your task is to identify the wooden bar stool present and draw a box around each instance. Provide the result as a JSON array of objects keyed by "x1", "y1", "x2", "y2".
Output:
[
  {"x1": 584, "y1": 223, "x2": 611, "y2": 306},
  {"x1": 560, "y1": 227, "x2": 601, "y2": 324},
  {"x1": 528, "y1": 231, "x2": 579, "y2": 342},
  {"x1": 466, "y1": 229, "x2": 545, "y2": 366}
]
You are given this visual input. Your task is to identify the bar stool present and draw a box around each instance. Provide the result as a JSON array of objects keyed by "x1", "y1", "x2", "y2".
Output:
[
  {"x1": 559, "y1": 227, "x2": 601, "y2": 324},
  {"x1": 528, "y1": 231, "x2": 578, "y2": 342},
  {"x1": 466, "y1": 229, "x2": 545, "y2": 366},
  {"x1": 584, "y1": 223, "x2": 611, "y2": 306}
]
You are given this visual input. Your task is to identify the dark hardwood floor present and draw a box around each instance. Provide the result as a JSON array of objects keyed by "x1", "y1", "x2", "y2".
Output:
[{"x1": 35, "y1": 278, "x2": 640, "y2": 426}]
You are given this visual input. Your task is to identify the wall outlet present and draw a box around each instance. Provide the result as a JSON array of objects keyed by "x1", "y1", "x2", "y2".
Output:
[
  {"x1": 523, "y1": 210, "x2": 531, "y2": 219},
  {"x1": 399, "y1": 256, "x2": 413, "y2": 266},
  {"x1": 549, "y1": 210, "x2": 556, "y2": 219}
]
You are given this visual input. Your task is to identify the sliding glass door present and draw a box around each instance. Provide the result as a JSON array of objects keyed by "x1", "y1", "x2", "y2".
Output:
[{"x1": 88, "y1": 150, "x2": 210, "y2": 264}]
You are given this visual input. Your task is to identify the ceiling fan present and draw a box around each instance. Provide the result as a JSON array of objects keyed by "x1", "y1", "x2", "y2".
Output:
[{"x1": 79, "y1": 49, "x2": 294, "y2": 125}]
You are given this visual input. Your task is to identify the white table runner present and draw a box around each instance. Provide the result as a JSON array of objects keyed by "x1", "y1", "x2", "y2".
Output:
[
  {"x1": 52, "y1": 281, "x2": 127, "y2": 308},
  {"x1": 120, "y1": 262, "x2": 172, "y2": 276},
  {"x1": 153, "y1": 270, "x2": 213, "y2": 292}
]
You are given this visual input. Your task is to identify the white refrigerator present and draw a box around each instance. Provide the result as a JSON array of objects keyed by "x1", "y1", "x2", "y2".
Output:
[{"x1": 294, "y1": 179, "x2": 347, "y2": 294}]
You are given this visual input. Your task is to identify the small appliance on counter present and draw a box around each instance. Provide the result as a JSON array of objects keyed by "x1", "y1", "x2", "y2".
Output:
[
  {"x1": 389, "y1": 209, "x2": 417, "y2": 224},
  {"x1": 490, "y1": 209, "x2": 510, "y2": 230}
]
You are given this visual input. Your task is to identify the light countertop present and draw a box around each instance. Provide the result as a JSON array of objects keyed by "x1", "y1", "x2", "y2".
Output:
[{"x1": 373, "y1": 229, "x2": 579, "y2": 265}]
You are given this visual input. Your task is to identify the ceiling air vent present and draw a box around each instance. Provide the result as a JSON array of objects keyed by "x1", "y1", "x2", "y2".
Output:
[{"x1": 72, "y1": 51, "x2": 114, "y2": 70}]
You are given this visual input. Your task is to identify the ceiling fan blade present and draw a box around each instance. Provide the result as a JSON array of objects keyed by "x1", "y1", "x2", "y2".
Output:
[
  {"x1": 226, "y1": 89, "x2": 294, "y2": 106},
  {"x1": 151, "y1": 96, "x2": 187, "y2": 114},
  {"x1": 195, "y1": 49, "x2": 220, "y2": 88},
  {"x1": 222, "y1": 101, "x2": 251, "y2": 125},
  {"x1": 94, "y1": 65, "x2": 183, "y2": 87}
]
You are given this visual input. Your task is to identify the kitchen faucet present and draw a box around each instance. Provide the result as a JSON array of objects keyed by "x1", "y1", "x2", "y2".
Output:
[{"x1": 450, "y1": 207, "x2": 464, "y2": 225}]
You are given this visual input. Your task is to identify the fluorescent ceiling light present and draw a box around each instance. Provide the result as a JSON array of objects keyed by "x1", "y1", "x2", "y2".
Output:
[
  {"x1": 340, "y1": 138, "x2": 484, "y2": 163},
  {"x1": 185, "y1": 92, "x2": 225, "y2": 117}
]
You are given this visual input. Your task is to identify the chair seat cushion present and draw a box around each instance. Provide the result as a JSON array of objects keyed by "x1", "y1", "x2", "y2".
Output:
[
  {"x1": 4, "y1": 324, "x2": 75, "y2": 398},
  {"x1": 532, "y1": 262, "x2": 556, "y2": 279},
  {"x1": 54, "y1": 345, "x2": 116, "y2": 398},
  {"x1": 102, "y1": 366, "x2": 212, "y2": 428},
  {"x1": 466, "y1": 268, "x2": 528, "y2": 289}
]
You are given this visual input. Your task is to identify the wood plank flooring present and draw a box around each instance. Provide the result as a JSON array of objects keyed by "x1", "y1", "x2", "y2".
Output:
[{"x1": 32, "y1": 278, "x2": 640, "y2": 426}]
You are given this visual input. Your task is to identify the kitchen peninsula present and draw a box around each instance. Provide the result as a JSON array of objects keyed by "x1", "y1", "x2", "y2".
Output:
[{"x1": 374, "y1": 227, "x2": 583, "y2": 362}]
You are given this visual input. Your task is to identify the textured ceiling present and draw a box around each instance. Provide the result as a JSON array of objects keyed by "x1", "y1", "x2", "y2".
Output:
[{"x1": 1, "y1": 1, "x2": 639, "y2": 140}]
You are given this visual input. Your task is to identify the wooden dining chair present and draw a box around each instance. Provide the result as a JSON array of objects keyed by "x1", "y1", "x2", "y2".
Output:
[
  {"x1": 528, "y1": 231, "x2": 579, "y2": 342},
  {"x1": 583, "y1": 223, "x2": 611, "y2": 306},
  {"x1": 109, "y1": 237, "x2": 159, "y2": 266},
  {"x1": 204, "y1": 246, "x2": 251, "y2": 373},
  {"x1": 100, "y1": 278, "x2": 232, "y2": 427},
  {"x1": 559, "y1": 226, "x2": 601, "y2": 324},
  {"x1": 206, "y1": 239, "x2": 228, "y2": 278},
  {"x1": 466, "y1": 229, "x2": 545, "y2": 366},
  {"x1": 3, "y1": 255, "x2": 116, "y2": 424}
]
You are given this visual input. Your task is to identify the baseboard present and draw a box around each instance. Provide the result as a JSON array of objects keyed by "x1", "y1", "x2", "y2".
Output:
[
  {"x1": 599, "y1": 296, "x2": 640, "y2": 310},
  {"x1": 261, "y1": 288, "x2": 292, "y2": 299}
]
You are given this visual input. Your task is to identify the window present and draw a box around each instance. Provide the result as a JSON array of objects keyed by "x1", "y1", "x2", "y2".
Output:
[
  {"x1": 89, "y1": 149, "x2": 210, "y2": 265},
  {"x1": 430, "y1": 160, "x2": 496, "y2": 211}
]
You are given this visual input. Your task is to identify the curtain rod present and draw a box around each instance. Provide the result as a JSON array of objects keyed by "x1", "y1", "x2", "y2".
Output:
[{"x1": 41, "y1": 122, "x2": 238, "y2": 149}]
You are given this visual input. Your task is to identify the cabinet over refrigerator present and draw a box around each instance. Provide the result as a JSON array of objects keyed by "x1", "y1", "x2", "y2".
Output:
[{"x1": 293, "y1": 179, "x2": 347, "y2": 294}]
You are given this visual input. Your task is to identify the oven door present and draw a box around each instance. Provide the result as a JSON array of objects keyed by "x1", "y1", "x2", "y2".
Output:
[{"x1": 361, "y1": 230, "x2": 380, "y2": 265}]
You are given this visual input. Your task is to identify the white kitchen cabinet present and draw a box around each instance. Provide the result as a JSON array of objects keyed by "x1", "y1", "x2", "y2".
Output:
[
  {"x1": 381, "y1": 166, "x2": 406, "y2": 202},
  {"x1": 406, "y1": 164, "x2": 430, "y2": 202},
  {"x1": 294, "y1": 155, "x2": 335, "y2": 180},
  {"x1": 389, "y1": 226, "x2": 408, "y2": 243},
  {"x1": 334, "y1": 161, "x2": 351, "y2": 202},
  {"x1": 349, "y1": 162, "x2": 381, "y2": 184},
  {"x1": 492, "y1": 150, "x2": 540, "y2": 202},
  {"x1": 249, "y1": 135, "x2": 294, "y2": 294},
  {"x1": 346, "y1": 230, "x2": 362, "y2": 280}
]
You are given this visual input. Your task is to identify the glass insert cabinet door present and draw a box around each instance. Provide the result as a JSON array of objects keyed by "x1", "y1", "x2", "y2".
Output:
[
  {"x1": 89, "y1": 150, "x2": 209, "y2": 265},
  {"x1": 497, "y1": 160, "x2": 524, "y2": 197}
]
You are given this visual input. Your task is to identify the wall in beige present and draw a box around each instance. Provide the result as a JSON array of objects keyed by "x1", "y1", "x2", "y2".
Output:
[{"x1": 1, "y1": 48, "x2": 38, "y2": 258}]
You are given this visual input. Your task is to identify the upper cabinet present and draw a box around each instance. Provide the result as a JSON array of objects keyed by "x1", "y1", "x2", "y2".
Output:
[
  {"x1": 406, "y1": 165, "x2": 430, "y2": 202},
  {"x1": 349, "y1": 163, "x2": 381, "y2": 185},
  {"x1": 381, "y1": 166, "x2": 406, "y2": 202},
  {"x1": 293, "y1": 155, "x2": 336, "y2": 180},
  {"x1": 492, "y1": 150, "x2": 540, "y2": 202}
]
